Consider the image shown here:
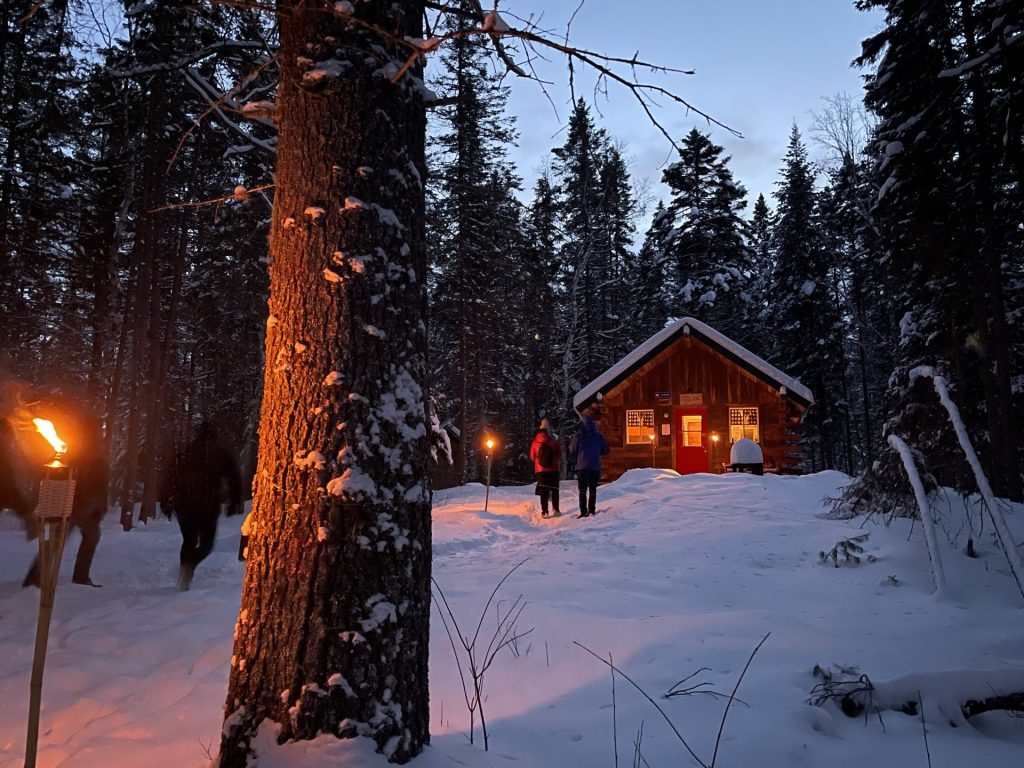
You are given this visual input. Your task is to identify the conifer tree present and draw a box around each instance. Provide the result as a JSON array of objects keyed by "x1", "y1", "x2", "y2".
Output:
[
  {"x1": 519, "y1": 174, "x2": 561, "y2": 437},
  {"x1": 551, "y1": 100, "x2": 636, "y2": 424},
  {"x1": 767, "y1": 126, "x2": 850, "y2": 471},
  {"x1": 652, "y1": 128, "x2": 751, "y2": 342},
  {"x1": 594, "y1": 144, "x2": 637, "y2": 363},
  {"x1": 839, "y1": 0, "x2": 1023, "y2": 510},
  {"x1": 427, "y1": 3, "x2": 521, "y2": 480},
  {"x1": 552, "y1": 98, "x2": 610, "y2": 403},
  {"x1": 0, "y1": 1, "x2": 80, "y2": 375},
  {"x1": 629, "y1": 201, "x2": 673, "y2": 343},
  {"x1": 744, "y1": 193, "x2": 774, "y2": 358},
  {"x1": 816, "y1": 156, "x2": 889, "y2": 470}
]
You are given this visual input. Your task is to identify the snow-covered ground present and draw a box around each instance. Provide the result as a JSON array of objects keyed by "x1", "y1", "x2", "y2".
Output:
[{"x1": 1, "y1": 469, "x2": 1023, "y2": 768}]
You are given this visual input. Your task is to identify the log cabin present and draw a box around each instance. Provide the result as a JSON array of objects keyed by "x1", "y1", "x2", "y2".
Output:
[{"x1": 572, "y1": 317, "x2": 812, "y2": 481}]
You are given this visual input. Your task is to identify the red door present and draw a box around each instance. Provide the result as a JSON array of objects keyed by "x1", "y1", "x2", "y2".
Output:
[{"x1": 674, "y1": 407, "x2": 709, "y2": 474}]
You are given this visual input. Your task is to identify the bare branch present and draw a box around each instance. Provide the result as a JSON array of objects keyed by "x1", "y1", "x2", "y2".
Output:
[
  {"x1": 388, "y1": 21, "x2": 738, "y2": 144},
  {"x1": 18, "y1": 0, "x2": 48, "y2": 25},
  {"x1": 149, "y1": 183, "x2": 274, "y2": 214}
]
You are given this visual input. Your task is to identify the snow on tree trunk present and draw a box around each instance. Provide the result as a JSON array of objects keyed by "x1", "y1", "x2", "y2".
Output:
[
  {"x1": 218, "y1": 2, "x2": 431, "y2": 765},
  {"x1": 913, "y1": 368, "x2": 1024, "y2": 601},
  {"x1": 887, "y1": 433, "x2": 949, "y2": 598}
]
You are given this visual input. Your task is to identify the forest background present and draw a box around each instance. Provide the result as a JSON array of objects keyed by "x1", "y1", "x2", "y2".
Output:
[{"x1": 1, "y1": 0, "x2": 1020, "y2": 519}]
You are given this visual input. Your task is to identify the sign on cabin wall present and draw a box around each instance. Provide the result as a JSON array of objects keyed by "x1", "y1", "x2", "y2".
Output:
[
  {"x1": 655, "y1": 391, "x2": 671, "y2": 404},
  {"x1": 679, "y1": 393, "x2": 704, "y2": 406}
]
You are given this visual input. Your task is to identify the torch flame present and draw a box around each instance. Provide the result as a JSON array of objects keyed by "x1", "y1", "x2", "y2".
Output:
[{"x1": 32, "y1": 419, "x2": 68, "y2": 456}]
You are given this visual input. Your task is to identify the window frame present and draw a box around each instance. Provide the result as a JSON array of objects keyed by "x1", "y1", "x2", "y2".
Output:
[
  {"x1": 625, "y1": 409, "x2": 655, "y2": 445},
  {"x1": 728, "y1": 406, "x2": 760, "y2": 444},
  {"x1": 681, "y1": 414, "x2": 704, "y2": 447}
]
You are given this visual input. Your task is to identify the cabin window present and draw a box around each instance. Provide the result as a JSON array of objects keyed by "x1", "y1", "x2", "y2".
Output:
[
  {"x1": 729, "y1": 407, "x2": 760, "y2": 443},
  {"x1": 625, "y1": 409, "x2": 655, "y2": 444}
]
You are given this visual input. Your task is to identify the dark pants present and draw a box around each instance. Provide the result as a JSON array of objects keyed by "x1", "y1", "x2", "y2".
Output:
[
  {"x1": 576, "y1": 469, "x2": 600, "y2": 516},
  {"x1": 22, "y1": 510, "x2": 103, "y2": 587},
  {"x1": 177, "y1": 505, "x2": 219, "y2": 590},
  {"x1": 535, "y1": 471, "x2": 560, "y2": 514},
  {"x1": 72, "y1": 514, "x2": 101, "y2": 582}
]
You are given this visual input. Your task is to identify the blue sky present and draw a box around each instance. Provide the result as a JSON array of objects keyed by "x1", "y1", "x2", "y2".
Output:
[{"x1": 492, "y1": 0, "x2": 884, "y2": 217}]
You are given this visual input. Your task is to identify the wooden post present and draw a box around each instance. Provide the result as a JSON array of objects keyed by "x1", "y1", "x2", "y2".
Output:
[
  {"x1": 484, "y1": 451, "x2": 493, "y2": 511},
  {"x1": 24, "y1": 467, "x2": 75, "y2": 768}
]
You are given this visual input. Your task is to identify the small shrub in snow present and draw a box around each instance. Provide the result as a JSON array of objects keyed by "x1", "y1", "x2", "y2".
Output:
[
  {"x1": 809, "y1": 664, "x2": 881, "y2": 722},
  {"x1": 433, "y1": 558, "x2": 533, "y2": 751},
  {"x1": 819, "y1": 533, "x2": 878, "y2": 567}
]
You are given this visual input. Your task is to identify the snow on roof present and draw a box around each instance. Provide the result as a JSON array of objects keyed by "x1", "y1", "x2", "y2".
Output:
[{"x1": 573, "y1": 317, "x2": 814, "y2": 410}]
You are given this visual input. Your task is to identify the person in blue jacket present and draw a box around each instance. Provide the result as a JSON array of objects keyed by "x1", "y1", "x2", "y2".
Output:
[{"x1": 568, "y1": 414, "x2": 609, "y2": 518}]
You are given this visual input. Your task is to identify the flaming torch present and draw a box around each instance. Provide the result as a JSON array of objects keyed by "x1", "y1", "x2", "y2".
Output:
[
  {"x1": 24, "y1": 419, "x2": 75, "y2": 768},
  {"x1": 483, "y1": 436, "x2": 496, "y2": 512}
]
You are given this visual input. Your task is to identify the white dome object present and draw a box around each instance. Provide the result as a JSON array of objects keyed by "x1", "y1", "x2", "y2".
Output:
[{"x1": 730, "y1": 438, "x2": 763, "y2": 465}]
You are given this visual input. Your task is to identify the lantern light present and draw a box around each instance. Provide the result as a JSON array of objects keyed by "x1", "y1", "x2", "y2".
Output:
[{"x1": 711, "y1": 432, "x2": 720, "y2": 443}]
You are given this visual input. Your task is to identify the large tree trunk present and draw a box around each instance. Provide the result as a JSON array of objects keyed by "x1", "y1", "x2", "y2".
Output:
[{"x1": 219, "y1": 2, "x2": 431, "y2": 765}]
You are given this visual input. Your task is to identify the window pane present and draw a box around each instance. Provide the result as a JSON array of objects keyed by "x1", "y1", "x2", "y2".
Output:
[
  {"x1": 682, "y1": 415, "x2": 703, "y2": 447},
  {"x1": 728, "y1": 408, "x2": 759, "y2": 443},
  {"x1": 626, "y1": 410, "x2": 654, "y2": 444}
]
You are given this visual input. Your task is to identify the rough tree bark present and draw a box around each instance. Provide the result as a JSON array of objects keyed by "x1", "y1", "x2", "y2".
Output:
[{"x1": 219, "y1": 1, "x2": 431, "y2": 765}]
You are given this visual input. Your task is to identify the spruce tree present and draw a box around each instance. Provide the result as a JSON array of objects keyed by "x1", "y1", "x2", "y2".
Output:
[
  {"x1": 744, "y1": 193, "x2": 774, "y2": 358},
  {"x1": 816, "y1": 156, "x2": 889, "y2": 470},
  {"x1": 653, "y1": 128, "x2": 751, "y2": 342},
  {"x1": 551, "y1": 100, "x2": 636, "y2": 424},
  {"x1": 839, "y1": 0, "x2": 1023, "y2": 511},
  {"x1": 427, "y1": 3, "x2": 520, "y2": 480},
  {"x1": 519, "y1": 175, "x2": 561, "y2": 441},
  {"x1": 768, "y1": 126, "x2": 850, "y2": 471},
  {"x1": 0, "y1": 1, "x2": 80, "y2": 376},
  {"x1": 629, "y1": 201, "x2": 673, "y2": 343}
]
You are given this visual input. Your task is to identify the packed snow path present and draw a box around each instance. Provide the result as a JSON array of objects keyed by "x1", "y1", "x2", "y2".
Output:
[{"x1": 1, "y1": 470, "x2": 1022, "y2": 767}]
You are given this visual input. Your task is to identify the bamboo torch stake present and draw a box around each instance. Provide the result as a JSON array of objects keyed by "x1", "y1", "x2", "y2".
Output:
[{"x1": 24, "y1": 452, "x2": 75, "y2": 768}]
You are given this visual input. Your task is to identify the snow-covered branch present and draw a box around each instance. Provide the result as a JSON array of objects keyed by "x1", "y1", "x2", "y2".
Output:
[
  {"x1": 887, "y1": 433, "x2": 949, "y2": 598},
  {"x1": 106, "y1": 40, "x2": 270, "y2": 78},
  {"x1": 909, "y1": 367, "x2": 1024, "y2": 601}
]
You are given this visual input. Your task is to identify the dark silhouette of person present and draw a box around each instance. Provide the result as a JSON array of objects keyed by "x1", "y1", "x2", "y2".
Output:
[
  {"x1": 0, "y1": 375, "x2": 34, "y2": 529},
  {"x1": 163, "y1": 422, "x2": 242, "y2": 590},
  {"x1": 529, "y1": 417, "x2": 562, "y2": 517},
  {"x1": 2, "y1": 382, "x2": 109, "y2": 588},
  {"x1": 568, "y1": 414, "x2": 609, "y2": 518}
]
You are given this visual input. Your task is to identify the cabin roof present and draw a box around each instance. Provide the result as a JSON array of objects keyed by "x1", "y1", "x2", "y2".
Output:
[{"x1": 573, "y1": 317, "x2": 815, "y2": 411}]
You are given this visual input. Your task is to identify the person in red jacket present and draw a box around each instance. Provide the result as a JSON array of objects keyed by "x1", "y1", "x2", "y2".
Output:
[{"x1": 529, "y1": 418, "x2": 561, "y2": 517}]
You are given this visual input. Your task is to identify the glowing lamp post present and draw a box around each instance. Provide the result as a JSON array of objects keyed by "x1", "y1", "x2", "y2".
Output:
[
  {"x1": 711, "y1": 432, "x2": 721, "y2": 472},
  {"x1": 483, "y1": 437, "x2": 496, "y2": 512},
  {"x1": 24, "y1": 419, "x2": 75, "y2": 768},
  {"x1": 648, "y1": 432, "x2": 656, "y2": 468}
]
